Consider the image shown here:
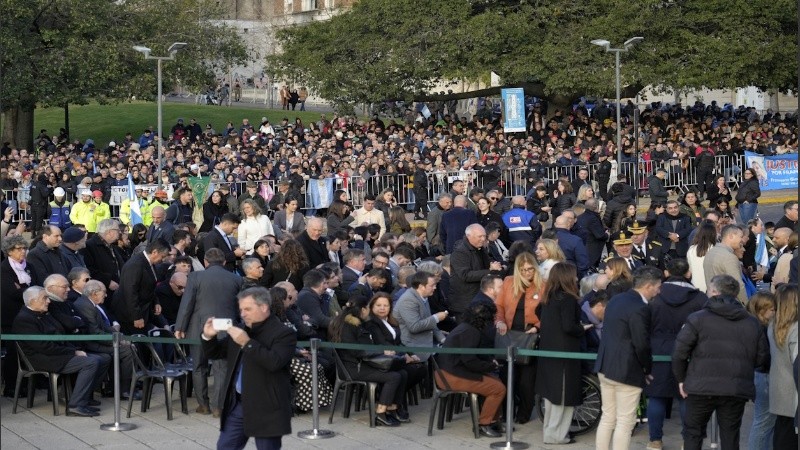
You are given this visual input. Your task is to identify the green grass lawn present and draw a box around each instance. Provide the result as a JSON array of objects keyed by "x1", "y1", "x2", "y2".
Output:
[{"x1": 34, "y1": 102, "x2": 329, "y2": 146}]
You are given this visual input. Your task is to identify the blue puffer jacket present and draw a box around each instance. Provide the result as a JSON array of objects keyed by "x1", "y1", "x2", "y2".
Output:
[{"x1": 48, "y1": 200, "x2": 72, "y2": 230}]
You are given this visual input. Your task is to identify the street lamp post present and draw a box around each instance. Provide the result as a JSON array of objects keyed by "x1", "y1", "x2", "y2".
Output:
[
  {"x1": 133, "y1": 43, "x2": 188, "y2": 189},
  {"x1": 590, "y1": 37, "x2": 644, "y2": 169}
]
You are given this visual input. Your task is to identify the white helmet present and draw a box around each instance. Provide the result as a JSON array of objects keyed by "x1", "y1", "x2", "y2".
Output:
[{"x1": 53, "y1": 187, "x2": 66, "y2": 197}]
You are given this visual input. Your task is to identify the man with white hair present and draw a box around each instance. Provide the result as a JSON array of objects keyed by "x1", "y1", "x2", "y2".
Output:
[
  {"x1": 83, "y1": 219, "x2": 126, "y2": 294},
  {"x1": 73, "y1": 280, "x2": 138, "y2": 400},
  {"x1": 12, "y1": 286, "x2": 110, "y2": 417},
  {"x1": 449, "y1": 223, "x2": 502, "y2": 317},
  {"x1": 297, "y1": 217, "x2": 330, "y2": 268},
  {"x1": 44, "y1": 273, "x2": 86, "y2": 333}
]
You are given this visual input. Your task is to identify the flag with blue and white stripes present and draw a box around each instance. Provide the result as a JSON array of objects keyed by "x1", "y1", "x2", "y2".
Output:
[{"x1": 127, "y1": 173, "x2": 143, "y2": 226}]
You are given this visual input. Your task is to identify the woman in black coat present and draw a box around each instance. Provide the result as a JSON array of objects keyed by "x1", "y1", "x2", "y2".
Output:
[
  {"x1": 328, "y1": 296, "x2": 408, "y2": 426},
  {"x1": 535, "y1": 262, "x2": 588, "y2": 445},
  {"x1": 1, "y1": 235, "x2": 32, "y2": 397},
  {"x1": 362, "y1": 293, "x2": 427, "y2": 409},
  {"x1": 199, "y1": 190, "x2": 229, "y2": 233},
  {"x1": 326, "y1": 200, "x2": 354, "y2": 235},
  {"x1": 549, "y1": 180, "x2": 577, "y2": 219},
  {"x1": 263, "y1": 240, "x2": 309, "y2": 291}
]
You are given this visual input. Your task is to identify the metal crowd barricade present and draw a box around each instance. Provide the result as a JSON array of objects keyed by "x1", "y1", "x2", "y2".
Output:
[{"x1": 1, "y1": 154, "x2": 747, "y2": 225}]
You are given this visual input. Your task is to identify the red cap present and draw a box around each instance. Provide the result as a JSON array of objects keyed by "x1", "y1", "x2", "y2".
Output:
[{"x1": 92, "y1": 190, "x2": 103, "y2": 198}]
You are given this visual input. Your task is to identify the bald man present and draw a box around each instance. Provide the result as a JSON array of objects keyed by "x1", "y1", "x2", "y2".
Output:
[
  {"x1": 155, "y1": 272, "x2": 188, "y2": 325},
  {"x1": 441, "y1": 195, "x2": 479, "y2": 253},
  {"x1": 554, "y1": 214, "x2": 590, "y2": 278},
  {"x1": 755, "y1": 227, "x2": 793, "y2": 285},
  {"x1": 146, "y1": 205, "x2": 176, "y2": 244},
  {"x1": 297, "y1": 217, "x2": 331, "y2": 268},
  {"x1": 502, "y1": 195, "x2": 541, "y2": 248}
]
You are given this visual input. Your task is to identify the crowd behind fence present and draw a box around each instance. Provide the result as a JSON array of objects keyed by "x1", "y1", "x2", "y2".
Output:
[{"x1": 2, "y1": 154, "x2": 746, "y2": 225}]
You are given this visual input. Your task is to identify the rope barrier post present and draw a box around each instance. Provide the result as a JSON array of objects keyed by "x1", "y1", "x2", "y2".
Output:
[
  {"x1": 490, "y1": 345, "x2": 528, "y2": 450},
  {"x1": 101, "y1": 332, "x2": 136, "y2": 431},
  {"x1": 297, "y1": 338, "x2": 335, "y2": 440}
]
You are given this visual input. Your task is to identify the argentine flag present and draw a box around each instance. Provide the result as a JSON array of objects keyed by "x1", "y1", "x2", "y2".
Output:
[
  {"x1": 127, "y1": 173, "x2": 143, "y2": 226},
  {"x1": 755, "y1": 229, "x2": 769, "y2": 268}
]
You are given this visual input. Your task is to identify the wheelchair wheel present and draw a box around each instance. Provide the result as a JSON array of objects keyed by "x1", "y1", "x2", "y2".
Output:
[{"x1": 537, "y1": 374, "x2": 602, "y2": 436}]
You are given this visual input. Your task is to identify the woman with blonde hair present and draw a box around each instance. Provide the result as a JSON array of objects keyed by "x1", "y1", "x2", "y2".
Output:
[
  {"x1": 577, "y1": 184, "x2": 606, "y2": 217},
  {"x1": 494, "y1": 251, "x2": 545, "y2": 424},
  {"x1": 768, "y1": 283, "x2": 798, "y2": 448},
  {"x1": 238, "y1": 199, "x2": 275, "y2": 255},
  {"x1": 747, "y1": 291, "x2": 777, "y2": 450},
  {"x1": 604, "y1": 257, "x2": 634, "y2": 298},
  {"x1": 534, "y1": 238, "x2": 566, "y2": 281}
]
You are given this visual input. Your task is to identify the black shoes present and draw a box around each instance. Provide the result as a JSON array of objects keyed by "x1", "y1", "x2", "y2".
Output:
[
  {"x1": 387, "y1": 409, "x2": 410, "y2": 423},
  {"x1": 375, "y1": 412, "x2": 400, "y2": 427},
  {"x1": 479, "y1": 425, "x2": 503, "y2": 438},
  {"x1": 88, "y1": 399, "x2": 101, "y2": 406},
  {"x1": 122, "y1": 391, "x2": 142, "y2": 401},
  {"x1": 67, "y1": 406, "x2": 99, "y2": 417}
]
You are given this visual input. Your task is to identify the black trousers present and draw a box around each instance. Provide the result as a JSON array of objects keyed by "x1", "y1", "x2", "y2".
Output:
[
  {"x1": 773, "y1": 415, "x2": 798, "y2": 449},
  {"x1": 413, "y1": 190, "x2": 428, "y2": 216},
  {"x1": 683, "y1": 394, "x2": 746, "y2": 450},
  {"x1": 344, "y1": 362, "x2": 407, "y2": 406},
  {"x1": 30, "y1": 206, "x2": 47, "y2": 235}
]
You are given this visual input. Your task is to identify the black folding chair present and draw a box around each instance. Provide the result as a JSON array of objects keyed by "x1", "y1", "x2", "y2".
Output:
[
  {"x1": 328, "y1": 348, "x2": 377, "y2": 428},
  {"x1": 126, "y1": 338, "x2": 188, "y2": 420},
  {"x1": 12, "y1": 342, "x2": 72, "y2": 416},
  {"x1": 149, "y1": 328, "x2": 193, "y2": 397},
  {"x1": 428, "y1": 356, "x2": 480, "y2": 439}
]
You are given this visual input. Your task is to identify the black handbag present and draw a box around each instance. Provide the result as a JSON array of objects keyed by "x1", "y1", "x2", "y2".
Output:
[
  {"x1": 494, "y1": 329, "x2": 539, "y2": 365},
  {"x1": 362, "y1": 354, "x2": 406, "y2": 371}
]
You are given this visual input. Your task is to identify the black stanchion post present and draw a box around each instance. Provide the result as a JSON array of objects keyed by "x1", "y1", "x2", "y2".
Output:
[
  {"x1": 297, "y1": 338, "x2": 335, "y2": 440},
  {"x1": 490, "y1": 346, "x2": 528, "y2": 449},
  {"x1": 101, "y1": 332, "x2": 136, "y2": 431}
]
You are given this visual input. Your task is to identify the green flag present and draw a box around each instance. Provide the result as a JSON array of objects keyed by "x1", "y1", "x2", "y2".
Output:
[{"x1": 188, "y1": 176, "x2": 211, "y2": 207}]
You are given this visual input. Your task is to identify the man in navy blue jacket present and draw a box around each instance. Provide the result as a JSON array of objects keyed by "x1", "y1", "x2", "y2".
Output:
[
  {"x1": 594, "y1": 266, "x2": 662, "y2": 450},
  {"x1": 441, "y1": 195, "x2": 478, "y2": 254},
  {"x1": 654, "y1": 200, "x2": 693, "y2": 258},
  {"x1": 553, "y1": 215, "x2": 589, "y2": 278}
]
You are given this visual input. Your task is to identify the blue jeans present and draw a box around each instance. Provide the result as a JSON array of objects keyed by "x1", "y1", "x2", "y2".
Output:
[
  {"x1": 647, "y1": 396, "x2": 685, "y2": 441},
  {"x1": 748, "y1": 371, "x2": 775, "y2": 450},
  {"x1": 738, "y1": 202, "x2": 758, "y2": 225},
  {"x1": 217, "y1": 396, "x2": 282, "y2": 450}
]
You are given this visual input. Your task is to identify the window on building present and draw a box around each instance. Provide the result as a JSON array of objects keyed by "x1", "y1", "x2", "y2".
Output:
[{"x1": 302, "y1": 0, "x2": 317, "y2": 11}]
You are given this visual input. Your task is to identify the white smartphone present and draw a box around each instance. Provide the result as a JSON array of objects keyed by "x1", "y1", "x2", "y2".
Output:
[{"x1": 212, "y1": 318, "x2": 233, "y2": 331}]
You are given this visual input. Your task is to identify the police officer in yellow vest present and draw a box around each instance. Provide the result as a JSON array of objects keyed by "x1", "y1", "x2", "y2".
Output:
[
  {"x1": 119, "y1": 187, "x2": 152, "y2": 230},
  {"x1": 69, "y1": 189, "x2": 109, "y2": 233}
]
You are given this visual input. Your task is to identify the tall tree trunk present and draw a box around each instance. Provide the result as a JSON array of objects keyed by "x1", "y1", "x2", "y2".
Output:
[{"x1": 1, "y1": 106, "x2": 34, "y2": 150}]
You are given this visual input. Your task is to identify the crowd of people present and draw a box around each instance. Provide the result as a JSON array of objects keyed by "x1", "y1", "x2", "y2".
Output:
[{"x1": 0, "y1": 100, "x2": 798, "y2": 449}]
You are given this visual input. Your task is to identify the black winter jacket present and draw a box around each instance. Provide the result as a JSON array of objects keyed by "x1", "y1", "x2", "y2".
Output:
[
  {"x1": 672, "y1": 295, "x2": 769, "y2": 400},
  {"x1": 735, "y1": 178, "x2": 761, "y2": 205}
]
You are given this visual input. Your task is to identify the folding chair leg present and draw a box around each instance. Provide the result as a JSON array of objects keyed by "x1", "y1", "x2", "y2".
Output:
[
  {"x1": 12, "y1": 374, "x2": 24, "y2": 414},
  {"x1": 328, "y1": 380, "x2": 342, "y2": 424},
  {"x1": 470, "y1": 394, "x2": 480, "y2": 439},
  {"x1": 343, "y1": 385, "x2": 355, "y2": 418},
  {"x1": 179, "y1": 377, "x2": 188, "y2": 414},
  {"x1": 126, "y1": 376, "x2": 138, "y2": 418},
  {"x1": 50, "y1": 375, "x2": 60, "y2": 416},
  {"x1": 26, "y1": 377, "x2": 35, "y2": 409},
  {"x1": 164, "y1": 378, "x2": 174, "y2": 420},
  {"x1": 427, "y1": 396, "x2": 440, "y2": 436},
  {"x1": 367, "y1": 384, "x2": 377, "y2": 428}
]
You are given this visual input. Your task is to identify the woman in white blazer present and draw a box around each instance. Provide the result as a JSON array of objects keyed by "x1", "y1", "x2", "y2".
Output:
[{"x1": 238, "y1": 199, "x2": 275, "y2": 254}]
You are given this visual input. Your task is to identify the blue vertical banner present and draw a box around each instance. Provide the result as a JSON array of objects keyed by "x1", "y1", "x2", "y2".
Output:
[
  {"x1": 127, "y1": 173, "x2": 142, "y2": 226},
  {"x1": 501, "y1": 88, "x2": 526, "y2": 132}
]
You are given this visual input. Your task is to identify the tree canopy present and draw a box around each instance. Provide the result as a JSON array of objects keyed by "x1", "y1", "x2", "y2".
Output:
[
  {"x1": 270, "y1": 0, "x2": 797, "y2": 112},
  {"x1": 0, "y1": 0, "x2": 249, "y2": 149}
]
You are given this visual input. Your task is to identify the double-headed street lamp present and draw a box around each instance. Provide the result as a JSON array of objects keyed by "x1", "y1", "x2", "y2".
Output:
[
  {"x1": 133, "y1": 42, "x2": 188, "y2": 189},
  {"x1": 591, "y1": 37, "x2": 644, "y2": 169}
]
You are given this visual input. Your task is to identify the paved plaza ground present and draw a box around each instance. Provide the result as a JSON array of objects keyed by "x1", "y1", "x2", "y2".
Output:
[{"x1": 1, "y1": 384, "x2": 752, "y2": 450}]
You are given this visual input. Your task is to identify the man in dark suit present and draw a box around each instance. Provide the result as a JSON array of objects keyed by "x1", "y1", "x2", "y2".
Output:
[
  {"x1": 440, "y1": 195, "x2": 478, "y2": 254},
  {"x1": 576, "y1": 198, "x2": 609, "y2": 268},
  {"x1": 296, "y1": 217, "x2": 330, "y2": 269},
  {"x1": 198, "y1": 213, "x2": 246, "y2": 272},
  {"x1": 201, "y1": 287, "x2": 296, "y2": 449},
  {"x1": 82, "y1": 218, "x2": 126, "y2": 294},
  {"x1": 654, "y1": 200, "x2": 693, "y2": 258},
  {"x1": 111, "y1": 239, "x2": 170, "y2": 335},
  {"x1": 348, "y1": 268, "x2": 387, "y2": 300},
  {"x1": 26, "y1": 225, "x2": 67, "y2": 285},
  {"x1": 594, "y1": 266, "x2": 662, "y2": 450},
  {"x1": 73, "y1": 280, "x2": 137, "y2": 399},
  {"x1": 146, "y1": 206, "x2": 176, "y2": 245},
  {"x1": 295, "y1": 269, "x2": 332, "y2": 340},
  {"x1": 340, "y1": 249, "x2": 366, "y2": 303},
  {"x1": 154, "y1": 272, "x2": 187, "y2": 326},
  {"x1": 175, "y1": 248, "x2": 243, "y2": 416},
  {"x1": 12, "y1": 286, "x2": 110, "y2": 417},
  {"x1": 553, "y1": 215, "x2": 589, "y2": 278}
]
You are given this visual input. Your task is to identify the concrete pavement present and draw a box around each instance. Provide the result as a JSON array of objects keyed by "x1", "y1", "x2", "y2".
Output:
[{"x1": 1, "y1": 384, "x2": 752, "y2": 450}]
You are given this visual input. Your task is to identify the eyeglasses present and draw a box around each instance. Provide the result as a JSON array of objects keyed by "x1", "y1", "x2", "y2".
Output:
[
  {"x1": 175, "y1": 284, "x2": 186, "y2": 290},
  {"x1": 11, "y1": 246, "x2": 28, "y2": 251},
  {"x1": 488, "y1": 197, "x2": 498, "y2": 201},
  {"x1": 521, "y1": 267, "x2": 536, "y2": 273}
]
